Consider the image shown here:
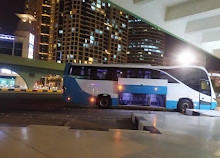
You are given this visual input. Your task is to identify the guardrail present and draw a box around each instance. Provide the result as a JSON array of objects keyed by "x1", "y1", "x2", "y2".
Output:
[{"x1": 0, "y1": 89, "x2": 62, "y2": 93}]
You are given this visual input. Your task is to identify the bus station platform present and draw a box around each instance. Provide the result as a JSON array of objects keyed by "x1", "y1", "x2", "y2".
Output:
[{"x1": 1, "y1": 112, "x2": 220, "y2": 158}]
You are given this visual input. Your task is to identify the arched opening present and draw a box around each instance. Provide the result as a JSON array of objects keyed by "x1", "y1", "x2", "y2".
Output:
[
  {"x1": 33, "y1": 74, "x2": 63, "y2": 90},
  {"x1": 0, "y1": 68, "x2": 27, "y2": 89}
]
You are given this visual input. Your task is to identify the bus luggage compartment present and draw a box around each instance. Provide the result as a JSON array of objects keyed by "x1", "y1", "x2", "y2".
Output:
[{"x1": 118, "y1": 78, "x2": 168, "y2": 107}]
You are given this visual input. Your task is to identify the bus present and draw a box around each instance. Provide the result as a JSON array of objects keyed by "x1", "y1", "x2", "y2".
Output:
[{"x1": 63, "y1": 63, "x2": 217, "y2": 112}]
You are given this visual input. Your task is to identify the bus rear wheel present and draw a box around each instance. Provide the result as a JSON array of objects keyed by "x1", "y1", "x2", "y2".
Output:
[
  {"x1": 97, "y1": 96, "x2": 111, "y2": 109},
  {"x1": 177, "y1": 99, "x2": 193, "y2": 113}
]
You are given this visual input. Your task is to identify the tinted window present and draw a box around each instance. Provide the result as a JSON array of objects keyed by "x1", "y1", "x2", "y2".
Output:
[
  {"x1": 93, "y1": 68, "x2": 109, "y2": 80},
  {"x1": 115, "y1": 69, "x2": 126, "y2": 79},
  {"x1": 68, "y1": 66, "x2": 177, "y2": 83},
  {"x1": 125, "y1": 69, "x2": 143, "y2": 78},
  {"x1": 160, "y1": 72, "x2": 178, "y2": 83},
  {"x1": 69, "y1": 66, "x2": 92, "y2": 79},
  {"x1": 201, "y1": 80, "x2": 211, "y2": 96}
]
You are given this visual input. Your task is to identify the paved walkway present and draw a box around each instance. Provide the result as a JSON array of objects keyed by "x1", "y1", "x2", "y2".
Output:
[{"x1": 0, "y1": 112, "x2": 220, "y2": 158}]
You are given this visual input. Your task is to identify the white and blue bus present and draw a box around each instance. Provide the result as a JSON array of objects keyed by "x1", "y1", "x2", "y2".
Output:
[{"x1": 63, "y1": 63, "x2": 217, "y2": 111}]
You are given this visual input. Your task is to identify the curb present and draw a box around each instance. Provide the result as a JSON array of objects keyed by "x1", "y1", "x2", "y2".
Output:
[
  {"x1": 131, "y1": 113, "x2": 161, "y2": 134},
  {"x1": 185, "y1": 109, "x2": 219, "y2": 117},
  {"x1": 0, "y1": 89, "x2": 62, "y2": 93},
  {"x1": 114, "y1": 106, "x2": 175, "y2": 112}
]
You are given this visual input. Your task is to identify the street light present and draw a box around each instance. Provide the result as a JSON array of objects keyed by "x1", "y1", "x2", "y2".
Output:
[{"x1": 177, "y1": 50, "x2": 195, "y2": 66}]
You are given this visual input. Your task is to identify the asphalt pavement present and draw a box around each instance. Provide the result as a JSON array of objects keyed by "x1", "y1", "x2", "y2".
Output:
[
  {"x1": 0, "y1": 91, "x2": 65, "y2": 111},
  {"x1": 0, "y1": 92, "x2": 137, "y2": 130}
]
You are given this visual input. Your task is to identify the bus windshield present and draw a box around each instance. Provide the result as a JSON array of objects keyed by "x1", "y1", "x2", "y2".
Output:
[{"x1": 163, "y1": 68, "x2": 211, "y2": 96}]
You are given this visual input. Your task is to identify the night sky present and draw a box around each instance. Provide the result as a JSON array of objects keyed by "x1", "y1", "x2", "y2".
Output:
[
  {"x1": 1, "y1": 0, "x2": 220, "y2": 71},
  {"x1": 0, "y1": 0, "x2": 25, "y2": 34}
]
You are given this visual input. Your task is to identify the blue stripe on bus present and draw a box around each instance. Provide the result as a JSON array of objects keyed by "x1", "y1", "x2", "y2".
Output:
[
  {"x1": 121, "y1": 85, "x2": 167, "y2": 95},
  {"x1": 200, "y1": 105, "x2": 211, "y2": 110},
  {"x1": 211, "y1": 102, "x2": 217, "y2": 110},
  {"x1": 193, "y1": 102, "x2": 200, "y2": 109},
  {"x1": 166, "y1": 100, "x2": 178, "y2": 109},
  {"x1": 112, "y1": 98, "x2": 118, "y2": 107}
]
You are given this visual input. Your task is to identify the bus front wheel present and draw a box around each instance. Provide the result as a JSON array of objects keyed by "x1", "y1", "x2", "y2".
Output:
[
  {"x1": 97, "y1": 96, "x2": 111, "y2": 109},
  {"x1": 177, "y1": 99, "x2": 193, "y2": 113}
]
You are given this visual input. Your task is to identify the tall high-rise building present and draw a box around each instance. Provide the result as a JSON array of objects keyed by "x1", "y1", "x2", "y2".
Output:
[
  {"x1": 52, "y1": 0, "x2": 128, "y2": 64},
  {"x1": 127, "y1": 16, "x2": 165, "y2": 66},
  {"x1": 25, "y1": 0, "x2": 55, "y2": 60}
]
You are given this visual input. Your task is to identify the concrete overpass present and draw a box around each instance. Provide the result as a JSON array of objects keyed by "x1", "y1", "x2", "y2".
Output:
[
  {"x1": 0, "y1": 54, "x2": 65, "y2": 89},
  {"x1": 106, "y1": 0, "x2": 220, "y2": 58}
]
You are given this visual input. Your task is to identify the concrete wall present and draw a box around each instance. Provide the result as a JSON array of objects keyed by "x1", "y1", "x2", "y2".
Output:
[{"x1": 15, "y1": 76, "x2": 27, "y2": 89}]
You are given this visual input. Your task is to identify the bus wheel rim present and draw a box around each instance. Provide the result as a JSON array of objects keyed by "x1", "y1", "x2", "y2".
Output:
[
  {"x1": 100, "y1": 99, "x2": 108, "y2": 107},
  {"x1": 183, "y1": 103, "x2": 189, "y2": 109}
]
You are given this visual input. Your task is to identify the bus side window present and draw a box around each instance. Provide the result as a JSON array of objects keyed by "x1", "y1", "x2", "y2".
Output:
[
  {"x1": 111, "y1": 69, "x2": 125, "y2": 81},
  {"x1": 69, "y1": 66, "x2": 82, "y2": 78},
  {"x1": 93, "y1": 67, "x2": 109, "y2": 80},
  {"x1": 137, "y1": 70, "x2": 143, "y2": 78},
  {"x1": 144, "y1": 70, "x2": 151, "y2": 79},
  {"x1": 151, "y1": 70, "x2": 160, "y2": 79},
  {"x1": 126, "y1": 70, "x2": 132, "y2": 78},
  {"x1": 125, "y1": 69, "x2": 141, "y2": 78},
  {"x1": 200, "y1": 70, "x2": 209, "y2": 80},
  {"x1": 69, "y1": 67, "x2": 73, "y2": 75},
  {"x1": 160, "y1": 72, "x2": 178, "y2": 83},
  {"x1": 84, "y1": 67, "x2": 92, "y2": 79},
  {"x1": 116, "y1": 70, "x2": 122, "y2": 78}
]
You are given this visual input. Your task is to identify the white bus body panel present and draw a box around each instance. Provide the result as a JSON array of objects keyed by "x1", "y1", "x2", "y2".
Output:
[
  {"x1": 76, "y1": 79, "x2": 118, "y2": 98},
  {"x1": 118, "y1": 78, "x2": 168, "y2": 86},
  {"x1": 167, "y1": 83, "x2": 200, "y2": 103}
]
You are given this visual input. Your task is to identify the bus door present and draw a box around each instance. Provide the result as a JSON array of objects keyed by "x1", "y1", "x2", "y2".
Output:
[{"x1": 199, "y1": 80, "x2": 211, "y2": 110}]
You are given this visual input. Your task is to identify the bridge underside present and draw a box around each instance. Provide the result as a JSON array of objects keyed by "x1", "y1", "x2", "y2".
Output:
[{"x1": 106, "y1": 0, "x2": 220, "y2": 58}]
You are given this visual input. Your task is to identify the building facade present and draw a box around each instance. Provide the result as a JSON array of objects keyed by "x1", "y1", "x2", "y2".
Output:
[
  {"x1": 127, "y1": 16, "x2": 165, "y2": 66},
  {"x1": 25, "y1": 0, "x2": 55, "y2": 60},
  {"x1": 0, "y1": 34, "x2": 23, "y2": 57},
  {"x1": 0, "y1": 14, "x2": 35, "y2": 60},
  {"x1": 52, "y1": 0, "x2": 128, "y2": 64}
]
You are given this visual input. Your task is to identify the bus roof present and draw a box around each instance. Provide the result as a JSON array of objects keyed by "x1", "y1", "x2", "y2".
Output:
[{"x1": 68, "y1": 63, "x2": 207, "y2": 72}]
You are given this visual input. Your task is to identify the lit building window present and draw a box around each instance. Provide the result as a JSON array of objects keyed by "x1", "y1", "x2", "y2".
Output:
[
  {"x1": 91, "y1": 6, "x2": 96, "y2": 10},
  {"x1": 97, "y1": 4, "x2": 101, "y2": 8}
]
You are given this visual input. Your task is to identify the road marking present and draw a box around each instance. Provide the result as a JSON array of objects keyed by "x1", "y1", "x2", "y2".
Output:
[
  {"x1": 1, "y1": 89, "x2": 8, "y2": 91},
  {"x1": 14, "y1": 89, "x2": 21, "y2": 92}
]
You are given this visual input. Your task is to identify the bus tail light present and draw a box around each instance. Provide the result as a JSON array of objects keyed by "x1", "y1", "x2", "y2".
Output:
[{"x1": 90, "y1": 97, "x2": 95, "y2": 103}]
